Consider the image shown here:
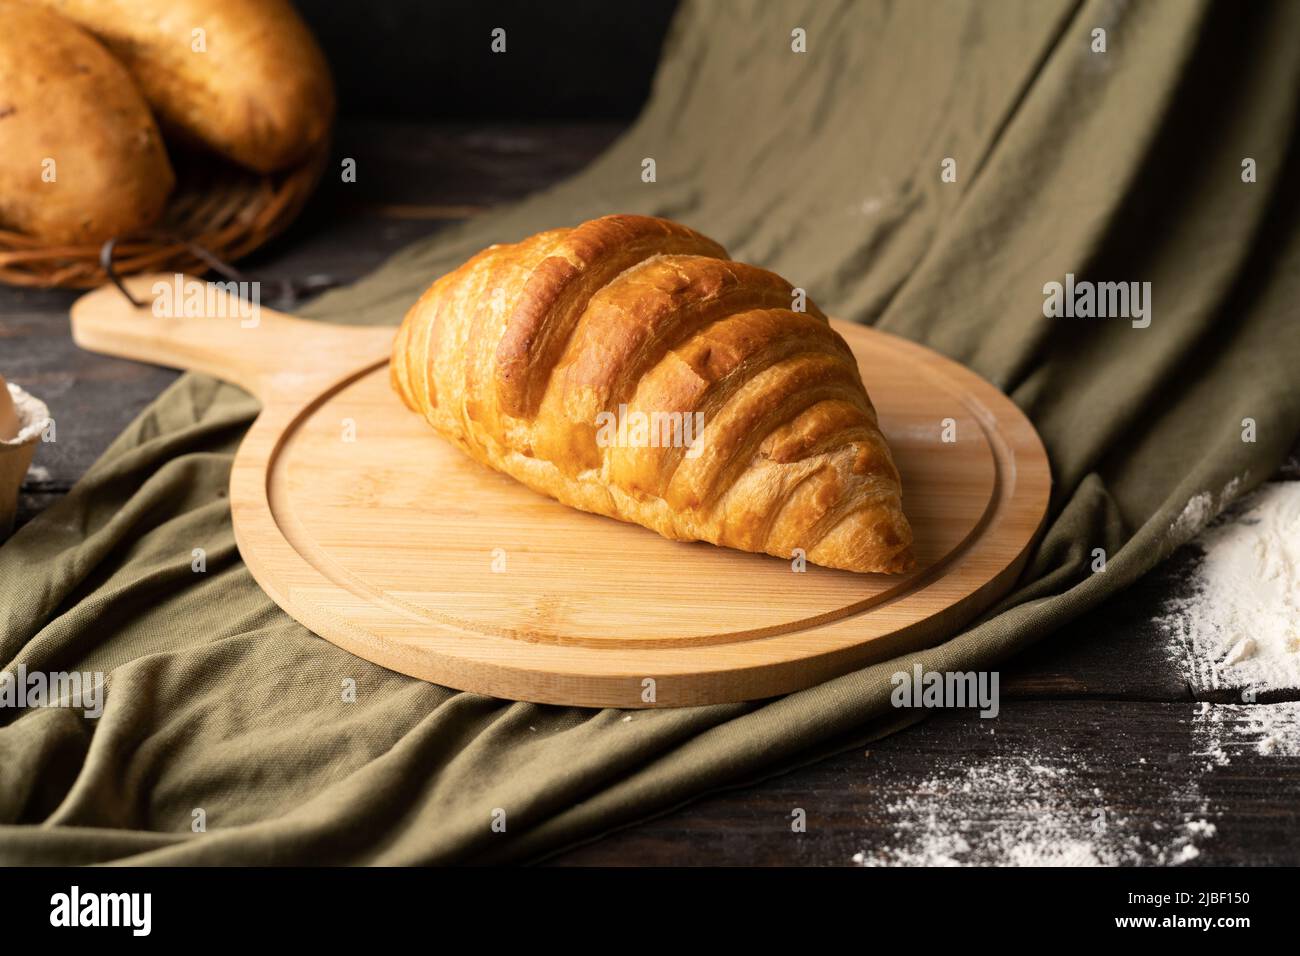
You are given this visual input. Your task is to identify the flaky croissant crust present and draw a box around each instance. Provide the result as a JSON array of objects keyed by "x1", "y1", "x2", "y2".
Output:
[{"x1": 392, "y1": 214, "x2": 914, "y2": 573}]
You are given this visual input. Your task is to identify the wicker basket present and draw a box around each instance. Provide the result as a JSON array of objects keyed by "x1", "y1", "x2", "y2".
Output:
[{"x1": 0, "y1": 143, "x2": 328, "y2": 289}]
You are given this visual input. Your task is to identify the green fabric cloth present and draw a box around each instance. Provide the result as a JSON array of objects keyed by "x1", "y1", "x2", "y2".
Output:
[{"x1": 3, "y1": 0, "x2": 1299, "y2": 864}]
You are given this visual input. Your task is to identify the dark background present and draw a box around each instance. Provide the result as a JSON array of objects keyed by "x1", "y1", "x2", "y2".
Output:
[{"x1": 295, "y1": 0, "x2": 680, "y2": 119}]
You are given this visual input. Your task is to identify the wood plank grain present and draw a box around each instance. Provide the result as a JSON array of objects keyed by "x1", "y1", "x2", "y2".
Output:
[{"x1": 547, "y1": 698, "x2": 1300, "y2": 866}]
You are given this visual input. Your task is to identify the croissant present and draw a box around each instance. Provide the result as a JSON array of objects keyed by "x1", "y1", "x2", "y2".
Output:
[{"x1": 391, "y1": 214, "x2": 914, "y2": 574}]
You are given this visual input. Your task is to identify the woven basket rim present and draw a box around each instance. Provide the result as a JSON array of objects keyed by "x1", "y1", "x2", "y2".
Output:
[{"x1": 0, "y1": 140, "x2": 329, "y2": 290}]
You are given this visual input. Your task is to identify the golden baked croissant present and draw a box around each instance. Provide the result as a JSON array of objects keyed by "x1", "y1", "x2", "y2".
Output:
[{"x1": 391, "y1": 214, "x2": 914, "y2": 574}]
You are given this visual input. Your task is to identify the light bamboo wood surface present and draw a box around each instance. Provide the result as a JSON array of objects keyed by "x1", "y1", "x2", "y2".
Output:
[{"x1": 70, "y1": 274, "x2": 1050, "y2": 708}]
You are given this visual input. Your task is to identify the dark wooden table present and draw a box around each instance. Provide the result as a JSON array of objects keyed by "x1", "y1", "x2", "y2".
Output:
[{"x1": 5, "y1": 121, "x2": 1297, "y2": 866}]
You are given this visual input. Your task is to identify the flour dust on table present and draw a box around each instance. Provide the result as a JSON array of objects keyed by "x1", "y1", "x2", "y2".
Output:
[
  {"x1": 850, "y1": 735, "x2": 1218, "y2": 867},
  {"x1": 1157, "y1": 481, "x2": 1300, "y2": 763},
  {"x1": 1161, "y1": 482, "x2": 1300, "y2": 695}
]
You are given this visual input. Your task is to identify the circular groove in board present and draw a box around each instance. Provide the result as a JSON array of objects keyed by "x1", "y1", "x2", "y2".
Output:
[{"x1": 270, "y1": 339, "x2": 998, "y2": 647}]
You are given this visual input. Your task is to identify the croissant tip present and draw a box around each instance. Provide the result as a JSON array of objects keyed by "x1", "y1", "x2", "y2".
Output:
[
  {"x1": 886, "y1": 548, "x2": 917, "y2": 574},
  {"x1": 845, "y1": 548, "x2": 915, "y2": 575},
  {"x1": 799, "y1": 545, "x2": 915, "y2": 575}
]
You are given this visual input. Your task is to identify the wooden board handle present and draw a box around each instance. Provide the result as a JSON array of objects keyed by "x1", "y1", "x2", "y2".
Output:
[{"x1": 70, "y1": 273, "x2": 394, "y2": 400}]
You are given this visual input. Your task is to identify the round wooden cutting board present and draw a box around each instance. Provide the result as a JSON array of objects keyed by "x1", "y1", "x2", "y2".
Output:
[{"x1": 71, "y1": 275, "x2": 1050, "y2": 708}]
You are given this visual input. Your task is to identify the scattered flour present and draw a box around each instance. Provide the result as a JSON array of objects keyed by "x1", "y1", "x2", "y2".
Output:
[
  {"x1": 1168, "y1": 475, "x2": 1243, "y2": 542},
  {"x1": 850, "y1": 482, "x2": 1296, "y2": 868},
  {"x1": 1162, "y1": 483, "x2": 1300, "y2": 694},
  {"x1": 1161, "y1": 482, "x2": 1300, "y2": 770},
  {"x1": 1169, "y1": 491, "x2": 1216, "y2": 542},
  {"x1": 1192, "y1": 700, "x2": 1300, "y2": 761},
  {"x1": 852, "y1": 752, "x2": 1214, "y2": 867},
  {"x1": 2, "y1": 382, "x2": 50, "y2": 447}
]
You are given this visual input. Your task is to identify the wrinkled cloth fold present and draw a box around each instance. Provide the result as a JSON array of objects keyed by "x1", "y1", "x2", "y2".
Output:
[{"x1": 3, "y1": 0, "x2": 1299, "y2": 864}]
